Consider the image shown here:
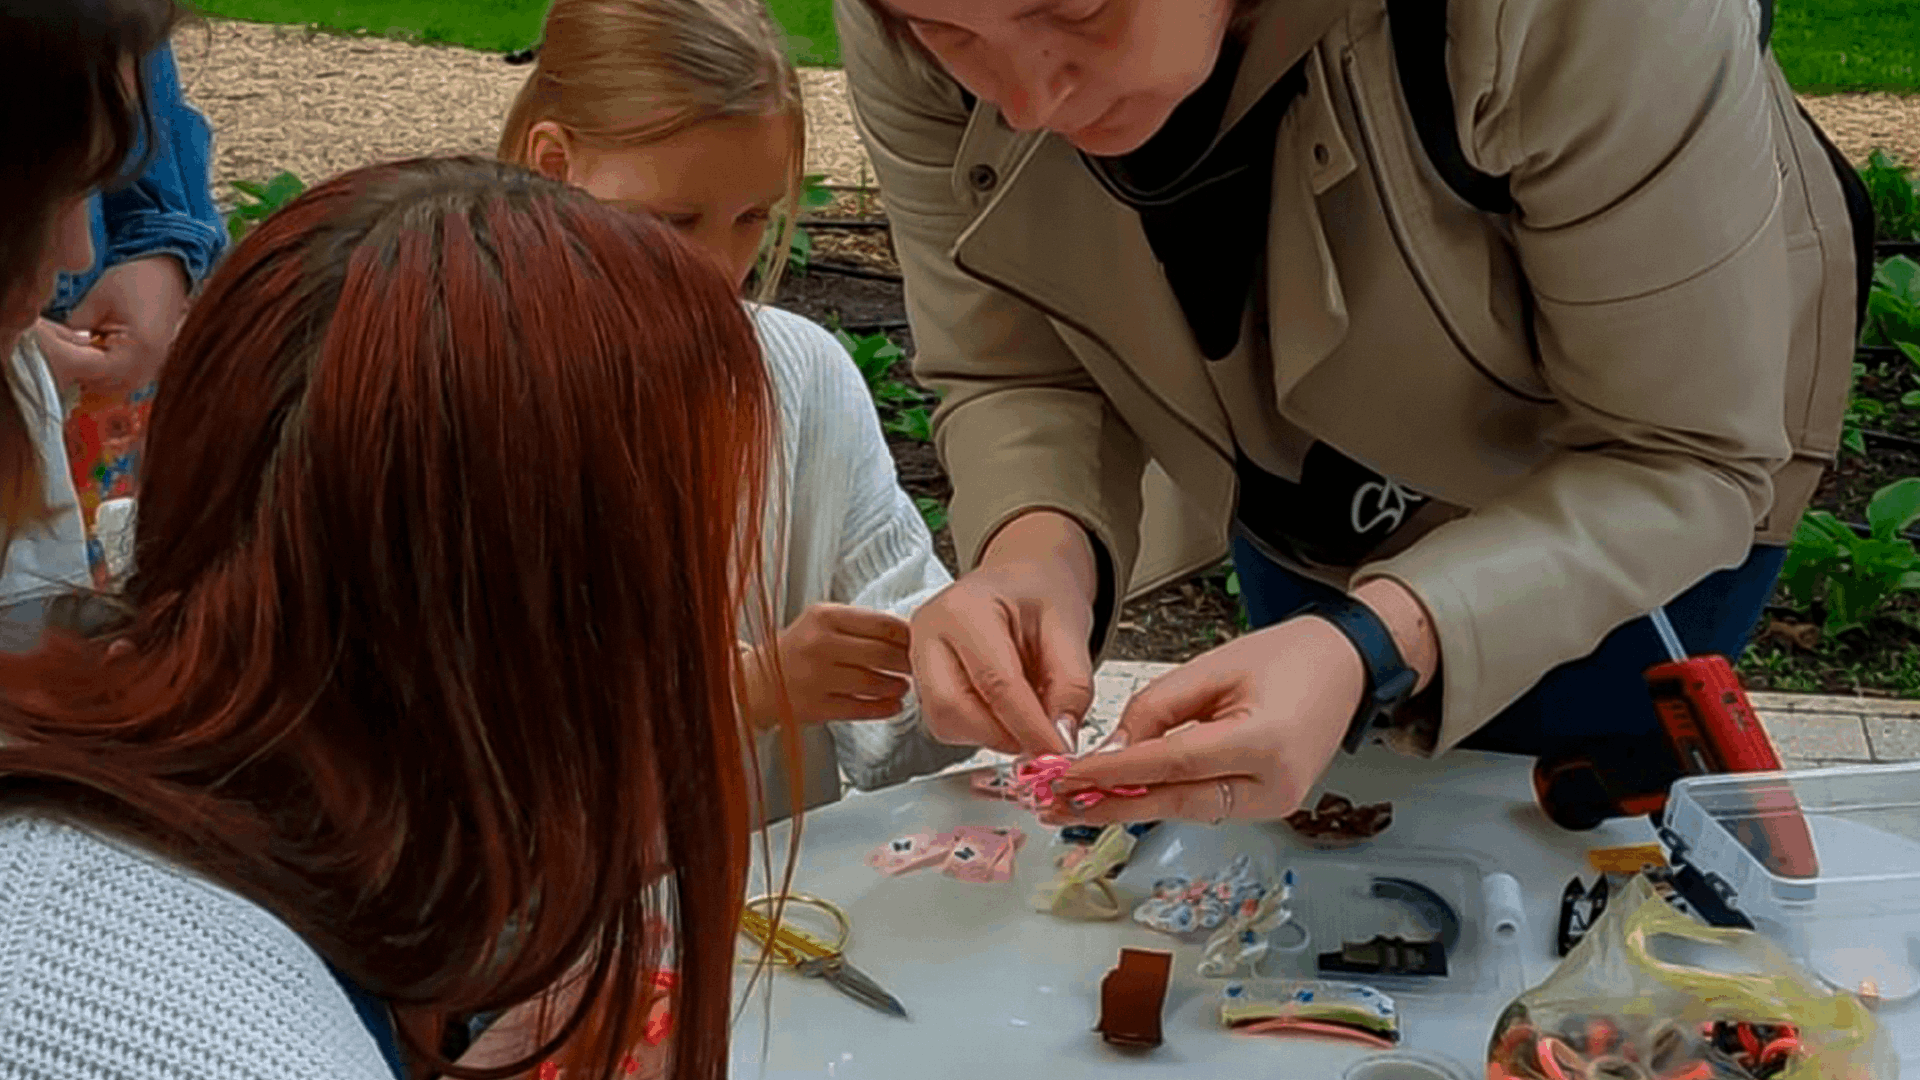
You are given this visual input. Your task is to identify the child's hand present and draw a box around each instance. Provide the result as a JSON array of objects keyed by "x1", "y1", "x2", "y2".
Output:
[
  {"x1": 48, "y1": 255, "x2": 191, "y2": 395},
  {"x1": 745, "y1": 604, "x2": 913, "y2": 728}
]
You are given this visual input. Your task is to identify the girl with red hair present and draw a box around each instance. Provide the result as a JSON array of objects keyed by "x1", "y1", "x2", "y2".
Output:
[{"x1": 0, "y1": 152, "x2": 784, "y2": 1079}]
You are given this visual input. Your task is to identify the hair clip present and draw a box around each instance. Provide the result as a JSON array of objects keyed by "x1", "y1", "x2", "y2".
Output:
[
  {"x1": 1033, "y1": 823, "x2": 1136, "y2": 920},
  {"x1": 1284, "y1": 792, "x2": 1393, "y2": 849},
  {"x1": 1219, "y1": 979, "x2": 1399, "y2": 1046},
  {"x1": 1199, "y1": 868, "x2": 1302, "y2": 978}
]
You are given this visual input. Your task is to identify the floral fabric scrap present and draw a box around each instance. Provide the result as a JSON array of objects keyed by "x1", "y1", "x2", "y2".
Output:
[{"x1": 1133, "y1": 853, "x2": 1272, "y2": 937}]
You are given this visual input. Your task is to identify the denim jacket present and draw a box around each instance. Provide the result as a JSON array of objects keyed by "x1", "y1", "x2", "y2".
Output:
[{"x1": 44, "y1": 43, "x2": 226, "y2": 318}]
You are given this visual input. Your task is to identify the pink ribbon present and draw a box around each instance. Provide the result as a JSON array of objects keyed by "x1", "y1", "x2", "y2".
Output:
[{"x1": 1012, "y1": 754, "x2": 1149, "y2": 812}]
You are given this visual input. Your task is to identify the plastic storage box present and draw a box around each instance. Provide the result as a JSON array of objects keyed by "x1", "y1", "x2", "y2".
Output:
[{"x1": 1661, "y1": 762, "x2": 1920, "y2": 1067}]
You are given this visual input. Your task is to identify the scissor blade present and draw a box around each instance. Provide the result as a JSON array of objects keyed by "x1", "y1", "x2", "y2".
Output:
[{"x1": 798, "y1": 955, "x2": 909, "y2": 1019}]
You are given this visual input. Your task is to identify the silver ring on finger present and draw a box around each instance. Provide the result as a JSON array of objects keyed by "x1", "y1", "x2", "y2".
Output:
[{"x1": 1210, "y1": 779, "x2": 1233, "y2": 826}]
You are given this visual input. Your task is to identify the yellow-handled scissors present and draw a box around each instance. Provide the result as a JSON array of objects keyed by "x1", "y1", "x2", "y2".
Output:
[{"x1": 738, "y1": 894, "x2": 909, "y2": 1020}]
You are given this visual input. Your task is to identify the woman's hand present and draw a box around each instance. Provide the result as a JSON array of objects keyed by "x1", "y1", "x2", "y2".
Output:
[
  {"x1": 1043, "y1": 580, "x2": 1439, "y2": 824},
  {"x1": 909, "y1": 510, "x2": 1100, "y2": 757},
  {"x1": 742, "y1": 603, "x2": 913, "y2": 729}
]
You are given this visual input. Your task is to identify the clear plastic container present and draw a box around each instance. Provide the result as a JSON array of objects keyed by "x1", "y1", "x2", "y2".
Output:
[{"x1": 1661, "y1": 762, "x2": 1920, "y2": 1065}]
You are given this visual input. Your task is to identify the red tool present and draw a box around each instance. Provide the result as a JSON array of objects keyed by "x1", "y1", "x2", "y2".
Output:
[{"x1": 1533, "y1": 610, "x2": 1817, "y2": 879}]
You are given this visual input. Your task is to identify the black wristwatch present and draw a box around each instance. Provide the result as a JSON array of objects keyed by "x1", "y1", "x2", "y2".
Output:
[{"x1": 1289, "y1": 598, "x2": 1420, "y2": 754}]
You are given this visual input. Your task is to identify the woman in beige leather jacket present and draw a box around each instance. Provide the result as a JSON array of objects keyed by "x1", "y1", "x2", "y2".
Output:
[{"x1": 835, "y1": 0, "x2": 1862, "y2": 825}]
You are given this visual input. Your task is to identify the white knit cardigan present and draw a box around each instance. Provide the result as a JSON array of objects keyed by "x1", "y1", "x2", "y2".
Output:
[{"x1": 742, "y1": 305, "x2": 974, "y2": 819}]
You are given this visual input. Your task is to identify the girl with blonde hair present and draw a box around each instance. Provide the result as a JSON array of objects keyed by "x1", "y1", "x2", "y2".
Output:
[{"x1": 501, "y1": 0, "x2": 975, "y2": 824}]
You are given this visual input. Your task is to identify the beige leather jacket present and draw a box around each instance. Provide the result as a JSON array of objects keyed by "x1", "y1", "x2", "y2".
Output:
[{"x1": 837, "y1": 0, "x2": 1857, "y2": 753}]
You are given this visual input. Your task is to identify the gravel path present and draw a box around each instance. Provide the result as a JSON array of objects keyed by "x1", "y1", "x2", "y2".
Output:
[
  {"x1": 173, "y1": 19, "x2": 873, "y2": 204},
  {"x1": 175, "y1": 18, "x2": 1917, "y2": 206}
]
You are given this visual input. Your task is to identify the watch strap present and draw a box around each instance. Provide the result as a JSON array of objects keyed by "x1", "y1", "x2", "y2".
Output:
[{"x1": 1290, "y1": 598, "x2": 1420, "y2": 754}]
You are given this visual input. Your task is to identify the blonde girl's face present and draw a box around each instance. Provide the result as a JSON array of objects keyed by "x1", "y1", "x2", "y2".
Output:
[{"x1": 535, "y1": 114, "x2": 793, "y2": 292}]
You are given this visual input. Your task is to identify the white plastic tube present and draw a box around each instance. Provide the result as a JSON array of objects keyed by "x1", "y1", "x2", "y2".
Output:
[{"x1": 1483, "y1": 872, "x2": 1525, "y2": 940}]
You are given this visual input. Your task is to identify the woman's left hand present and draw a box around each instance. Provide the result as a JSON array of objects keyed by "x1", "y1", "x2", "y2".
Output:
[{"x1": 1038, "y1": 616, "x2": 1366, "y2": 825}]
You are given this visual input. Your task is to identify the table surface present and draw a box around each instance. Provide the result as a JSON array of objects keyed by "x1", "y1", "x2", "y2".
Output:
[{"x1": 727, "y1": 747, "x2": 1667, "y2": 1080}]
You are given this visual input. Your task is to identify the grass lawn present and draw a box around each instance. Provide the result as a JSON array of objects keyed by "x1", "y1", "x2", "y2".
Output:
[
  {"x1": 1773, "y1": 0, "x2": 1920, "y2": 92},
  {"x1": 186, "y1": 0, "x2": 842, "y2": 65},
  {"x1": 188, "y1": 0, "x2": 1919, "y2": 87}
]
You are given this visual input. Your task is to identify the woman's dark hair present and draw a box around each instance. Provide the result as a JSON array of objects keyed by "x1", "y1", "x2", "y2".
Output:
[
  {"x1": 0, "y1": 0, "x2": 184, "y2": 525},
  {"x1": 0, "y1": 156, "x2": 785, "y2": 1080}
]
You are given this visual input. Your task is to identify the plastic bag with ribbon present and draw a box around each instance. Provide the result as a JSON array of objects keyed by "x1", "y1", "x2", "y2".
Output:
[{"x1": 1487, "y1": 875, "x2": 1895, "y2": 1080}]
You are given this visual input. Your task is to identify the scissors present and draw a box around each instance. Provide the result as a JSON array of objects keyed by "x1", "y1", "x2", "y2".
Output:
[{"x1": 738, "y1": 893, "x2": 909, "y2": 1020}]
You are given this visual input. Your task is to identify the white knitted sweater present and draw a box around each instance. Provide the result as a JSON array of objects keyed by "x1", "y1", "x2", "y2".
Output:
[
  {"x1": 743, "y1": 306, "x2": 973, "y2": 819},
  {"x1": 0, "y1": 814, "x2": 394, "y2": 1079}
]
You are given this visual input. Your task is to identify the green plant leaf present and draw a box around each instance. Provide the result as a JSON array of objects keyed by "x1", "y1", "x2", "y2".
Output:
[
  {"x1": 1224, "y1": 570, "x2": 1241, "y2": 598},
  {"x1": 1863, "y1": 151, "x2": 1920, "y2": 242},
  {"x1": 1870, "y1": 256, "x2": 1920, "y2": 347},
  {"x1": 788, "y1": 227, "x2": 812, "y2": 274},
  {"x1": 836, "y1": 329, "x2": 906, "y2": 396},
  {"x1": 1824, "y1": 571, "x2": 1883, "y2": 638},
  {"x1": 885, "y1": 406, "x2": 933, "y2": 442},
  {"x1": 1868, "y1": 477, "x2": 1920, "y2": 538},
  {"x1": 263, "y1": 171, "x2": 305, "y2": 203},
  {"x1": 1783, "y1": 513, "x2": 1844, "y2": 609},
  {"x1": 914, "y1": 496, "x2": 949, "y2": 533},
  {"x1": 799, "y1": 172, "x2": 835, "y2": 211}
]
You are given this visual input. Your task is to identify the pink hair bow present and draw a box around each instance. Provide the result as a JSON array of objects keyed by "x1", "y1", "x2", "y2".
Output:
[{"x1": 1013, "y1": 754, "x2": 1149, "y2": 812}]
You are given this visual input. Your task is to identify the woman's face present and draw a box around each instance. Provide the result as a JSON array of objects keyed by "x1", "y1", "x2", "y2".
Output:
[
  {"x1": 536, "y1": 114, "x2": 793, "y2": 291},
  {"x1": 2, "y1": 193, "x2": 94, "y2": 342},
  {"x1": 879, "y1": 0, "x2": 1239, "y2": 156}
]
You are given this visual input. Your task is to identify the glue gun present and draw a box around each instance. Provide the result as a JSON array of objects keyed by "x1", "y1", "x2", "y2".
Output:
[{"x1": 1532, "y1": 609, "x2": 1817, "y2": 878}]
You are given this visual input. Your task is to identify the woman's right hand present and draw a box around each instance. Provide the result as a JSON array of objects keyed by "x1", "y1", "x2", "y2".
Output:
[{"x1": 910, "y1": 511, "x2": 1100, "y2": 757}]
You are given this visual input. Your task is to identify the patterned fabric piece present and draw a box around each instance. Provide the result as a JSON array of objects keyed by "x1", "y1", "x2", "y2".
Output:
[
  {"x1": 1132, "y1": 854, "x2": 1273, "y2": 937},
  {"x1": 63, "y1": 383, "x2": 151, "y2": 587}
]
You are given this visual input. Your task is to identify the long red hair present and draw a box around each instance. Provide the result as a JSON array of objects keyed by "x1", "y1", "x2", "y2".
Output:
[{"x1": 0, "y1": 156, "x2": 777, "y2": 1079}]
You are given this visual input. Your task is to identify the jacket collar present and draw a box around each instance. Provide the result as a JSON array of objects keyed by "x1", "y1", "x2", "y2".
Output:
[
  {"x1": 1225, "y1": 0, "x2": 1356, "y2": 131},
  {"x1": 945, "y1": 1, "x2": 1361, "y2": 448}
]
